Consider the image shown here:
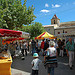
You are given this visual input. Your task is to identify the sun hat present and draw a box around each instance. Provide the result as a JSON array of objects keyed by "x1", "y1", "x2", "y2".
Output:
[
  {"x1": 50, "y1": 41, "x2": 55, "y2": 46},
  {"x1": 33, "y1": 53, "x2": 39, "y2": 57}
]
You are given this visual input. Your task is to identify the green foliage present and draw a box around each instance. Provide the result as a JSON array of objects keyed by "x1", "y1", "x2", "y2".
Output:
[
  {"x1": 0, "y1": 0, "x2": 36, "y2": 30},
  {"x1": 21, "y1": 22, "x2": 45, "y2": 39}
]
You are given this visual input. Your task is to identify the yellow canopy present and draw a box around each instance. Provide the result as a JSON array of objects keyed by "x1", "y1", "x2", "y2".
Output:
[
  {"x1": 35, "y1": 32, "x2": 56, "y2": 40},
  {"x1": 42, "y1": 32, "x2": 54, "y2": 38}
]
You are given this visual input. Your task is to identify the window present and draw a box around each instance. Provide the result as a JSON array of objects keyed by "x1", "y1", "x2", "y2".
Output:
[
  {"x1": 54, "y1": 20, "x2": 55, "y2": 24},
  {"x1": 48, "y1": 28, "x2": 50, "y2": 32},
  {"x1": 58, "y1": 32, "x2": 60, "y2": 34},
  {"x1": 65, "y1": 31, "x2": 67, "y2": 33}
]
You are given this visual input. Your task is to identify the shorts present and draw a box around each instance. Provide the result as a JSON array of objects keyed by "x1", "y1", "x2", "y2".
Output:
[
  {"x1": 47, "y1": 67, "x2": 54, "y2": 74},
  {"x1": 32, "y1": 69, "x2": 38, "y2": 75}
]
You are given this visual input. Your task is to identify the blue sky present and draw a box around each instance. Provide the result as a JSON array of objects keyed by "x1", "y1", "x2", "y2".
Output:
[{"x1": 21, "y1": 0, "x2": 75, "y2": 25}]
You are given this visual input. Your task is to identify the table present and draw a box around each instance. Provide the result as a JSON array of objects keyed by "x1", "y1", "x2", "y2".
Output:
[{"x1": 0, "y1": 56, "x2": 12, "y2": 75}]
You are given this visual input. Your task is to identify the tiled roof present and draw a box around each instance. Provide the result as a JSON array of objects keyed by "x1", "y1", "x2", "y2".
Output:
[
  {"x1": 55, "y1": 26, "x2": 75, "y2": 29},
  {"x1": 43, "y1": 21, "x2": 75, "y2": 27},
  {"x1": 60, "y1": 21, "x2": 75, "y2": 24},
  {"x1": 43, "y1": 24, "x2": 58, "y2": 28},
  {"x1": 43, "y1": 24, "x2": 57, "y2": 27},
  {"x1": 52, "y1": 14, "x2": 58, "y2": 19}
]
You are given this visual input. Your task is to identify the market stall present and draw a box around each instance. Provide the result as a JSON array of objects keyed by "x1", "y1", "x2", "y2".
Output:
[
  {"x1": 35, "y1": 32, "x2": 56, "y2": 40},
  {"x1": 0, "y1": 29, "x2": 22, "y2": 37},
  {"x1": 2, "y1": 31, "x2": 30, "y2": 44},
  {"x1": 0, "y1": 29, "x2": 22, "y2": 75}
]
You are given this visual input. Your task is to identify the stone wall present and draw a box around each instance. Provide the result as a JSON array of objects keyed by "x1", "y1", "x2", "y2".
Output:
[{"x1": 44, "y1": 26, "x2": 54, "y2": 35}]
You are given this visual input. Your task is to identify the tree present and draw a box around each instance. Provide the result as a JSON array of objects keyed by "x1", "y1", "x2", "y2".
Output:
[
  {"x1": 21, "y1": 22, "x2": 45, "y2": 39},
  {"x1": 0, "y1": 0, "x2": 36, "y2": 30}
]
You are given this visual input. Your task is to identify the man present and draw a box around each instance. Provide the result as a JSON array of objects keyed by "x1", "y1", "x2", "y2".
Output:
[
  {"x1": 59, "y1": 39, "x2": 65, "y2": 57},
  {"x1": 57, "y1": 39, "x2": 61, "y2": 56},
  {"x1": 66, "y1": 38, "x2": 75, "y2": 70},
  {"x1": 31, "y1": 40, "x2": 36, "y2": 55},
  {"x1": 44, "y1": 39, "x2": 49, "y2": 56},
  {"x1": 44, "y1": 39, "x2": 49, "y2": 51},
  {"x1": 22, "y1": 41, "x2": 28, "y2": 56},
  {"x1": 41, "y1": 39, "x2": 45, "y2": 55}
]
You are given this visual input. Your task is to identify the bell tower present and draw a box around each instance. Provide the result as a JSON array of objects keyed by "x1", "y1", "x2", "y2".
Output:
[{"x1": 51, "y1": 14, "x2": 60, "y2": 25}]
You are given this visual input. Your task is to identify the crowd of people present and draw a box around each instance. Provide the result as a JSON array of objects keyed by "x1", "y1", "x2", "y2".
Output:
[
  {"x1": 2, "y1": 38, "x2": 67, "y2": 58},
  {"x1": 1, "y1": 37, "x2": 75, "y2": 75},
  {"x1": 30, "y1": 38, "x2": 66, "y2": 57},
  {"x1": 31, "y1": 37, "x2": 75, "y2": 75}
]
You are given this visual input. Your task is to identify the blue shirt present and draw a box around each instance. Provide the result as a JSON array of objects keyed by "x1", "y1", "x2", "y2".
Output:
[{"x1": 66, "y1": 41, "x2": 74, "y2": 51}]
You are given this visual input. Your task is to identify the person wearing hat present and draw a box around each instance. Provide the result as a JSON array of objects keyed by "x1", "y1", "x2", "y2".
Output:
[{"x1": 31, "y1": 53, "x2": 42, "y2": 75}]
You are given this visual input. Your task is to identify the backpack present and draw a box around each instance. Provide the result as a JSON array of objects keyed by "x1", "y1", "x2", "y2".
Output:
[
  {"x1": 46, "y1": 47, "x2": 56, "y2": 57},
  {"x1": 44, "y1": 47, "x2": 58, "y2": 68}
]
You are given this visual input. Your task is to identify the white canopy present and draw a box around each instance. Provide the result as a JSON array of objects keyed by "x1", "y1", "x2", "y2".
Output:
[{"x1": 21, "y1": 31, "x2": 30, "y2": 39}]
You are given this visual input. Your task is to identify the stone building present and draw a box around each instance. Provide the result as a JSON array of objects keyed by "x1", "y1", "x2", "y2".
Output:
[{"x1": 43, "y1": 14, "x2": 75, "y2": 41}]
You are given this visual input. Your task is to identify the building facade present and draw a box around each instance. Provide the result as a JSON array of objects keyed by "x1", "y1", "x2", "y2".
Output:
[{"x1": 43, "y1": 14, "x2": 75, "y2": 40}]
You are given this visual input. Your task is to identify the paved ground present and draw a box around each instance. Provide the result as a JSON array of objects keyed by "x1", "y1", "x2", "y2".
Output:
[{"x1": 11, "y1": 52, "x2": 75, "y2": 75}]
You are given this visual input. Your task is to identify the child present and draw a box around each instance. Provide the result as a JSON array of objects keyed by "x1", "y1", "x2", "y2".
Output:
[{"x1": 31, "y1": 53, "x2": 42, "y2": 75}]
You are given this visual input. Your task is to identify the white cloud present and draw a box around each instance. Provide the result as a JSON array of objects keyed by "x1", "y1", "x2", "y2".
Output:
[
  {"x1": 45, "y1": 3, "x2": 49, "y2": 7},
  {"x1": 40, "y1": 9, "x2": 50, "y2": 13},
  {"x1": 52, "y1": 4, "x2": 61, "y2": 8}
]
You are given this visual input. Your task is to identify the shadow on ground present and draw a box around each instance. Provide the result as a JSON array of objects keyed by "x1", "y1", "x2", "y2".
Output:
[{"x1": 11, "y1": 52, "x2": 75, "y2": 75}]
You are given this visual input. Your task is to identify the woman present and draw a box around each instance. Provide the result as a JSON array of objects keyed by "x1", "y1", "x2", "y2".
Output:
[{"x1": 44, "y1": 41, "x2": 58, "y2": 75}]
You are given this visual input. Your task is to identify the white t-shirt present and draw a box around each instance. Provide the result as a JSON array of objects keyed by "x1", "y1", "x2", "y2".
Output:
[
  {"x1": 31, "y1": 58, "x2": 42, "y2": 70},
  {"x1": 23, "y1": 43, "x2": 27, "y2": 49},
  {"x1": 48, "y1": 47, "x2": 56, "y2": 57}
]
